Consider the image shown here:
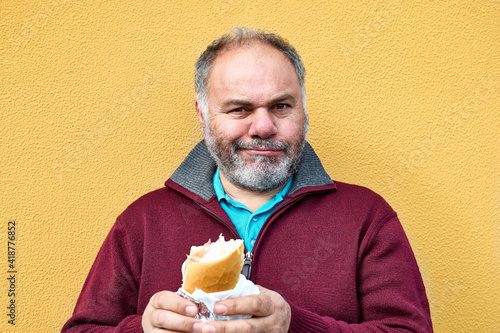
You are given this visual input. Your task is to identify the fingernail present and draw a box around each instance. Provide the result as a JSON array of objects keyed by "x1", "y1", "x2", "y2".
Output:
[
  {"x1": 214, "y1": 304, "x2": 227, "y2": 315},
  {"x1": 203, "y1": 324, "x2": 216, "y2": 333},
  {"x1": 193, "y1": 322, "x2": 203, "y2": 333},
  {"x1": 186, "y1": 305, "x2": 198, "y2": 316}
]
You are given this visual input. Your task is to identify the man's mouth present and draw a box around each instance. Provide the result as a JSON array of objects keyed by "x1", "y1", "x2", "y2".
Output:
[
  {"x1": 242, "y1": 147, "x2": 284, "y2": 157},
  {"x1": 231, "y1": 139, "x2": 290, "y2": 160}
]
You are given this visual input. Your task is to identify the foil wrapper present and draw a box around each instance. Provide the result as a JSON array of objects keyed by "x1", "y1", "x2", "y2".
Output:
[{"x1": 177, "y1": 274, "x2": 260, "y2": 322}]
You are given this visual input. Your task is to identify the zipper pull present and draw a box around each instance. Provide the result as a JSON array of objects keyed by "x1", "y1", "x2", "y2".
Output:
[{"x1": 242, "y1": 251, "x2": 253, "y2": 280}]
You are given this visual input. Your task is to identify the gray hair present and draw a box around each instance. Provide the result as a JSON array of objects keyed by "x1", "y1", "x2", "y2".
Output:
[{"x1": 195, "y1": 26, "x2": 307, "y2": 119}]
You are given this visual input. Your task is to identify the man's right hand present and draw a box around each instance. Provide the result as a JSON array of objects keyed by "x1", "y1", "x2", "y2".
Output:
[{"x1": 142, "y1": 290, "x2": 202, "y2": 332}]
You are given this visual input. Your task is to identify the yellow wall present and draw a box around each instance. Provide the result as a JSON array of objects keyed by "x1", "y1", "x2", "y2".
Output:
[{"x1": 1, "y1": 1, "x2": 498, "y2": 331}]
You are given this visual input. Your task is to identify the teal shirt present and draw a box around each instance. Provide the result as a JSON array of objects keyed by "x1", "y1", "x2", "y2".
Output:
[{"x1": 213, "y1": 168, "x2": 293, "y2": 251}]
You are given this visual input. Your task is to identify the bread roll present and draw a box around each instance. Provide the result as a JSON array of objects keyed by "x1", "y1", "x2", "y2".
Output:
[{"x1": 182, "y1": 235, "x2": 244, "y2": 294}]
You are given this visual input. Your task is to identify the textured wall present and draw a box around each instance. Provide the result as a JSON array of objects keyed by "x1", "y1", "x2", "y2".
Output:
[{"x1": 1, "y1": 0, "x2": 499, "y2": 331}]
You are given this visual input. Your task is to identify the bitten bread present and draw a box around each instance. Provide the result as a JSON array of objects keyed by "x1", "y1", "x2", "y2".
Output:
[{"x1": 182, "y1": 235, "x2": 244, "y2": 294}]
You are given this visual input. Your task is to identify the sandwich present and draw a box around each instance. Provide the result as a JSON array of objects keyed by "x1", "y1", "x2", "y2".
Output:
[{"x1": 182, "y1": 235, "x2": 244, "y2": 294}]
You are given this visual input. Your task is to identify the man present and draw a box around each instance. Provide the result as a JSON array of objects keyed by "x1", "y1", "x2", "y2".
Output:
[{"x1": 63, "y1": 27, "x2": 432, "y2": 332}]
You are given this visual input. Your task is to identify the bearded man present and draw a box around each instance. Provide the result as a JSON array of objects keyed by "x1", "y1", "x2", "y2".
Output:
[{"x1": 63, "y1": 27, "x2": 433, "y2": 333}]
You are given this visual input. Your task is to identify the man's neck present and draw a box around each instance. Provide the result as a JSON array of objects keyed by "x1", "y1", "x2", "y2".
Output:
[{"x1": 219, "y1": 172, "x2": 285, "y2": 212}]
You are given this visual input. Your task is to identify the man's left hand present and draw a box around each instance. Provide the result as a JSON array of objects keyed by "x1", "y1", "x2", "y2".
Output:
[{"x1": 193, "y1": 286, "x2": 291, "y2": 333}]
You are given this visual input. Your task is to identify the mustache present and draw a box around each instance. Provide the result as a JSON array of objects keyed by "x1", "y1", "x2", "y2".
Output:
[{"x1": 232, "y1": 139, "x2": 290, "y2": 151}]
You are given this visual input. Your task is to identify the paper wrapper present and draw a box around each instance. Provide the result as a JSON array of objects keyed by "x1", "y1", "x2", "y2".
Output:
[{"x1": 177, "y1": 274, "x2": 260, "y2": 322}]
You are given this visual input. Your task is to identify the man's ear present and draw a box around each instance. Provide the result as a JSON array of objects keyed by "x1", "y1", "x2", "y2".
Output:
[{"x1": 195, "y1": 100, "x2": 204, "y2": 124}]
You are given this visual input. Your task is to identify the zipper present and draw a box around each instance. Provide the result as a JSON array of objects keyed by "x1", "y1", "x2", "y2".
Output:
[
  {"x1": 241, "y1": 194, "x2": 307, "y2": 280},
  {"x1": 208, "y1": 197, "x2": 255, "y2": 280},
  {"x1": 244, "y1": 190, "x2": 332, "y2": 279},
  {"x1": 242, "y1": 251, "x2": 253, "y2": 279},
  {"x1": 198, "y1": 204, "x2": 255, "y2": 279},
  {"x1": 250, "y1": 192, "x2": 309, "y2": 250},
  {"x1": 197, "y1": 189, "x2": 332, "y2": 280},
  {"x1": 197, "y1": 203, "x2": 240, "y2": 238}
]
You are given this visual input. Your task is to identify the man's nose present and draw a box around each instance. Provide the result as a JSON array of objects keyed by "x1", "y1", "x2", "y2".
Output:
[{"x1": 248, "y1": 109, "x2": 278, "y2": 139}]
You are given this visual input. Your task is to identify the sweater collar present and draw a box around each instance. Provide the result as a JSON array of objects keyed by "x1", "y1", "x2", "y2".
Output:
[{"x1": 168, "y1": 140, "x2": 334, "y2": 202}]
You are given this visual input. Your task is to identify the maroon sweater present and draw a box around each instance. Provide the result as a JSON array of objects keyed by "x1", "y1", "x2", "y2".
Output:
[{"x1": 63, "y1": 141, "x2": 432, "y2": 332}]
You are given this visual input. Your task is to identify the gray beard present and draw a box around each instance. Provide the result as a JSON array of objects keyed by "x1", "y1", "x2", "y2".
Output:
[{"x1": 203, "y1": 125, "x2": 305, "y2": 192}]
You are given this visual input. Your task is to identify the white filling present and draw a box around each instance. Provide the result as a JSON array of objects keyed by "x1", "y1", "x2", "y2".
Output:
[{"x1": 199, "y1": 236, "x2": 242, "y2": 262}]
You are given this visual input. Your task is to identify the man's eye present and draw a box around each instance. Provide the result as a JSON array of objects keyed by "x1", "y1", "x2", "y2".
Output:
[
  {"x1": 229, "y1": 107, "x2": 245, "y2": 113},
  {"x1": 276, "y1": 104, "x2": 288, "y2": 110}
]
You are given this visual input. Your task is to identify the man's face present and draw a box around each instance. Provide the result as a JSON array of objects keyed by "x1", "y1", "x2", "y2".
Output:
[{"x1": 199, "y1": 42, "x2": 307, "y2": 192}]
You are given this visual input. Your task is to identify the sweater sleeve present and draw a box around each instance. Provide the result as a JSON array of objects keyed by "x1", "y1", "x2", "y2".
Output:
[
  {"x1": 62, "y1": 212, "x2": 145, "y2": 332},
  {"x1": 287, "y1": 214, "x2": 433, "y2": 333}
]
